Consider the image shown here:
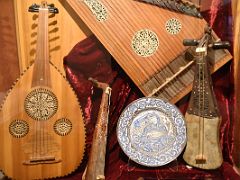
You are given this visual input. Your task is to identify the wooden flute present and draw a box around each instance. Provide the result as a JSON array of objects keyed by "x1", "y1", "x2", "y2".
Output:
[{"x1": 83, "y1": 78, "x2": 112, "y2": 180}]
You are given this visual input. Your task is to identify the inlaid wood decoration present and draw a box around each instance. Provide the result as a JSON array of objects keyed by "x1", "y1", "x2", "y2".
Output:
[
  {"x1": 0, "y1": 2, "x2": 85, "y2": 179},
  {"x1": 131, "y1": 29, "x2": 159, "y2": 57},
  {"x1": 65, "y1": 0, "x2": 232, "y2": 103},
  {"x1": 83, "y1": 0, "x2": 108, "y2": 22}
]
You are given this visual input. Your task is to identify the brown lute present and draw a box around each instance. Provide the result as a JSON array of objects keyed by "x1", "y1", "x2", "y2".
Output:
[
  {"x1": 83, "y1": 78, "x2": 111, "y2": 180},
  {"x1": 0, "y1": 2, "x2": 85, "y2": 179},
  {"x1": 183, "y1": 26, "x2": 230, "y2": 169}
]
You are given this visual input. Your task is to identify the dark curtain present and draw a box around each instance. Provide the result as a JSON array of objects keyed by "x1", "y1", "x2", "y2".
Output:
[{"x1": 60, "y1": 0, "x2": 239, "y2": 179}]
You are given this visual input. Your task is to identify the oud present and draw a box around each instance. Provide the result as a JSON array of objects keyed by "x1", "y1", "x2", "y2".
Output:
[
  {"x1": 183, "y1": 26, "x2": 229, "y2": 169},
  {"x1": 83, "y1": 78, "x2": 111, "y2": 180},
  {"x1": 0, "y1": 2, "x2": 85, "y2": 179}
]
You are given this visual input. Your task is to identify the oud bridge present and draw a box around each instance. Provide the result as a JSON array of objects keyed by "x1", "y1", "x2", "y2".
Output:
[
  {"x1": 195, "y1": 155, "x2": 207, "y2": 164},
  {"x1": 23, "y1": 156, "x2": 61, "y2": 165}
]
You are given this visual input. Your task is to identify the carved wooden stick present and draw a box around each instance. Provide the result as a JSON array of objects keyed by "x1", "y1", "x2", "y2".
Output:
[{"x1": 83, "y1": 78, "x2": 111, "y2": 180}]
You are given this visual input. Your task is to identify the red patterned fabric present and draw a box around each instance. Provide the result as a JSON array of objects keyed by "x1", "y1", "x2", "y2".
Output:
[{"x1": 60, "y1": 0, "x2": 239, "y2": 179}]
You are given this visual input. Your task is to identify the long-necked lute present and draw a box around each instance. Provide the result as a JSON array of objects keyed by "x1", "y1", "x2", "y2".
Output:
[
  {"x1": 183, "y1": 26, "x2": 230, "y2": 169},
  {"x1": 0, "y1": 2, "x2": 85, "y2": 179},
  {"x1": 83, "y1": 78, "x2": 111, "y2": 180}
]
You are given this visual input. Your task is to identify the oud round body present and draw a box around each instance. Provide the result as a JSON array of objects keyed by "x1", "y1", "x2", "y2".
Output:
[
  {"x1": 183, "y1": 112, "x2": 223, "y2": 169},
  {"x1": 0, "y1": 64, "x2": 85, "y2": 179}
]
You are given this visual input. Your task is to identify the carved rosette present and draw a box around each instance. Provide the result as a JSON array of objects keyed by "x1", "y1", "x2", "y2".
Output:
[
  {"x1": 9, "y1": 120, "x2": 29, "y2": 138},
  {"x1": 24, "y1": 88, "x2": 58, "y2": 121},
  {"x1": 165, "y1": 18, "x2": 182, "y2": 35},
  {"x1": 83, "y1": 0, "x2": 108, "y2": 22},
  {"x1": 54, "y1": 118, "x2": 72, "y2": 136},
  {"x1": 131, "y1": 29, "x2": 159, "y2": 57}
]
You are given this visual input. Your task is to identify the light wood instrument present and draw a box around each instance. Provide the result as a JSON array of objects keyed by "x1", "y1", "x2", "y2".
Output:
[
  {"x1": 65, "y1": 0, "x2": 232, "y2": 103},
  {"x1": 83, "y1": 78, "x2": 111, "y2": 180},
  {"x1": 0, "y1": 2, "x2": 85, "y2": 179},
  {"x1": 14, "y1": 0, "x2": 91, "y2": 74},
  {"x1": 183, "y1": 26, "x2": 230, "y2": 169}
]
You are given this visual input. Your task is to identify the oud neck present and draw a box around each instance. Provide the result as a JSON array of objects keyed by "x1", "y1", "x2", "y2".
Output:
[
  {"x1": 32, "y1": 2, "x2": 51, "y2": 88},
  {"x1": 187, "y1": 52, "x2": 219, "y2": 118}
]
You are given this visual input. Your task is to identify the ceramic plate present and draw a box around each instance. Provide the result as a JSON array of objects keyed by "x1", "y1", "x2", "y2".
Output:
[{"x1": 117, "y1": 97, "x2": 186, "y2": 167}]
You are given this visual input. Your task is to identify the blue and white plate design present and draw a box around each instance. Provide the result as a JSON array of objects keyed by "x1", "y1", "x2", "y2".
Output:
[{"x1": 117, "y1": 97, "x2": 186, "y2": 167}]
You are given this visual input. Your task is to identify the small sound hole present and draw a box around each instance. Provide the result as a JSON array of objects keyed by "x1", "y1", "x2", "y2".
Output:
[
  {"x1": 9, "y1": 120, "x2": 29, "y2": 138},
  {"x1": 54, "y1": 118, "x2": 72, "y2": 136}
]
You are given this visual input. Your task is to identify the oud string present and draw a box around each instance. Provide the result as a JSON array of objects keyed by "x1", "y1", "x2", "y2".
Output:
[
  {"x1": 41, "y1": 5, "x2": 49, "y2": 158},
  {"x1": 33, "y1": 12, "x2": 38, "y2": 160},
  {"x1": 37, "y1": 8, "x2": 45, "y2": 159},
  {"x1": 41, "y1": 8, "x2": 46, "y2": 158},
  {"x1": 42, "y1": 8, "x2": 46, "y2": 157},
  {"x1": 45, "y1": 6, "x2": 51, "y2": 156},
  {"x1": 45, "y1": 7, "x2": 48, "y2": 157}
]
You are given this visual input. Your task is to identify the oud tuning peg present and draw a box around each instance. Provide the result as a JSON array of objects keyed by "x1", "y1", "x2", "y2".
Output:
[
  {"x1": 31, "y1": 23, "x2": 38, "y2": 29},
  {"x1": 49, "y1": 14, "x2": 56, "y2": 18},
  {"x1": 49, "y1": 7, "x2": 59, "y2": 14},
  {"x1": 48, "y1": 4, "x2": 54, "y2": 8},
  {"x1": 49, "y1": 20, "x2": 57, "y2": 26},
  {"x1": 47, "y1": 4, "x2": 59, "y2": 14},
  {"x1": 49, "y1": 27, "x2": 59, "y2": 33},
  {"x1": 28, "y1": 3, "x2": 40, "y2": 12},
  {"x1": 32, "y1": 14, "x2": 38, "y2": 20},
  {"x1": 31, "y1": 32, "x2": 37, "y2": 38}
]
